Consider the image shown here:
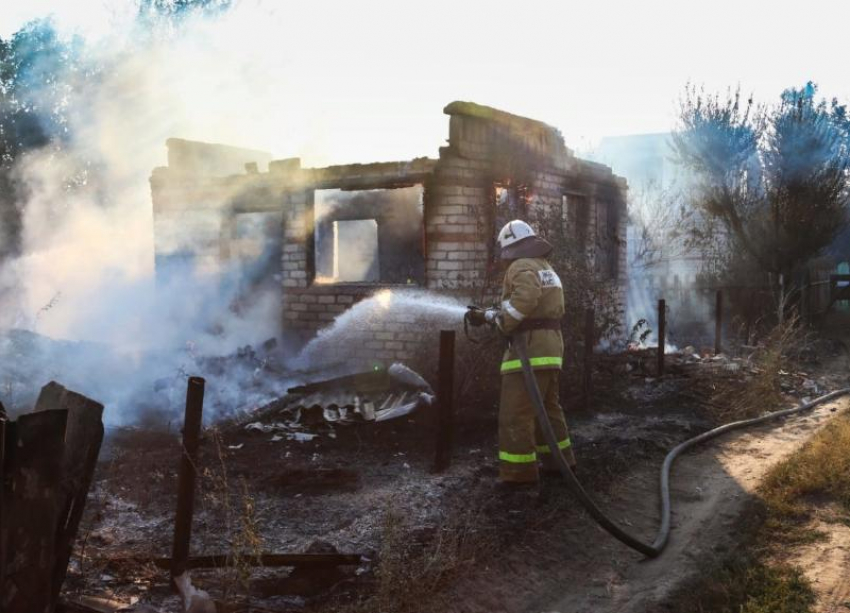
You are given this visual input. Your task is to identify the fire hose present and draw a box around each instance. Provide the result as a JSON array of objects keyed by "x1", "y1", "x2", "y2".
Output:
[
  {"x1": 465, "y1": 307, "x2": 850, "y2": 558},
  {"x1": 516, "y1": 332, "x2": 850, "y2": 557}
]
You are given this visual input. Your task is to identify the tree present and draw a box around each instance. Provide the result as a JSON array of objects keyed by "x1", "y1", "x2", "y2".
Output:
[
  {"x1": 0, "y1": 0, "x2": 227, "y2": 261},
  {"x1": 627, "y1": 181, "x2": 707, "y2": 272},
  {"x1": 135, "y1": 0, "x2": 232, "y2": 33},
  {"x1": 672, "y1": 83, "x2": 850, "y2": 321},
  {"x1": 0, "y1": 19, "x2": 87, "y2": 260}
]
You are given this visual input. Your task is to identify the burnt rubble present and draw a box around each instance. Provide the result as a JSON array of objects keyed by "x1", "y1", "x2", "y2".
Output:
[{"x1": 244, "y1": 363, "x2": 435, "y2": 439}]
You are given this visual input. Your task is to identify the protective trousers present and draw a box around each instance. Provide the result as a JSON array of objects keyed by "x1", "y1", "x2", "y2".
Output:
[{"x1": 498, "y1": 369, "x2": 576, "y2": 482}]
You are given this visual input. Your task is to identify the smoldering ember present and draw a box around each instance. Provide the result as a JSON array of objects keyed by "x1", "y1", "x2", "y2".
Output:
[{"x1": 2, "y1": 4, "x2": 850, "y2": 613}]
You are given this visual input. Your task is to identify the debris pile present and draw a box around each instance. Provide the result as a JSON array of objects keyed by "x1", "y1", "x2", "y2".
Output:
[
  {"x1": 676, "y1": 345, "x2": 843, "y2": 400},
  {"x1": 153, "y1": 338, "x2": 289, "y2": 420},
  {"x1": 587, "y1": 338, "x2": 850, "y2": 418},
  {"x1": 243, "y1": 363, "x2": 434, "y2": 440}
]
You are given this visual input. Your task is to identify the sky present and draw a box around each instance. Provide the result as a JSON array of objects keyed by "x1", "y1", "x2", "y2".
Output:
[{"x1": 2, "y1": 0, "x2": 849, "y2": 166}]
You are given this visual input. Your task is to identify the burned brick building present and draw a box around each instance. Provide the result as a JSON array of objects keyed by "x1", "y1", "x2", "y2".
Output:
[{"x1": 150, "y1": 102, "x2": 628, "y2": 370}]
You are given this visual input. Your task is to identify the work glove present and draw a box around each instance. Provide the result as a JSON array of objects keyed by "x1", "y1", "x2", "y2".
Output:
[{"x1": 484, "y1": 307, "x2": 500, "y2": 324}]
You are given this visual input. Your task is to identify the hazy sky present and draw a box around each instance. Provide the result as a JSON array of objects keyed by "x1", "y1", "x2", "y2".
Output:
[{"x1": 2, "y1": 0, "x2": 849, "y2": 164}]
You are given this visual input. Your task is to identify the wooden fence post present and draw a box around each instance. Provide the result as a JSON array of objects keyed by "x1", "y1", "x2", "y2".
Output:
[
  {"x1": 657, "y1": 299, "x2": 666, "y2": 377},
  {"x1": 1, "y1": 382, "x2": 103, "y2": 613},
  {"x1": 434, "y1": 330, "x2": 456, "y2": 473},
  {"x1": 171, "y1": 377, "x2": 205, "y2": 583},
  {"x1": 714, "y1": 290, "x2": 723, "y2": 355},
  {"x1": 36, "y1": 383, "x2": 105, "y2": 610}
]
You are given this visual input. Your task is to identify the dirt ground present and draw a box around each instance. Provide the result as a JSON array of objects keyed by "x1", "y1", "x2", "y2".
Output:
[
  {"x1": 783, "y1": 514, "x2": 850, "y2": 613},
  {"x1": 62, "y1": 330, "x2": 850, "y2": 613},
  {"x1": 537, "y1": 396, "x2": 850, "y2": 613}
]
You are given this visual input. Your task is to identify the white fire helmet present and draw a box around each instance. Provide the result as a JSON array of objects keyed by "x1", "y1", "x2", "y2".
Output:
[
  {"x1": 497, "y1": 220, "x2": 535, "y2": 249},
  {"x1": 496, "y1": 220, "x2": 553, "y2": 260}
]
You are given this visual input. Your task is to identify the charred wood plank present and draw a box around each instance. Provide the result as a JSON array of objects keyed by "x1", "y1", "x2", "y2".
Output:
[
  {"x1": 56, "y1": 601, "x2": 113, "y2": 613},
  {"x1": 35, "y1": 382, "x2": 105, "y2": 611},
  {"x1": 1, "y1": 408, "x2": 68, "y2": 613},
  {"x1": 0, "y1": 401, "x2": 7, "y2": 592},
  {"x1": 583, "y1": 308, "x2": 594, "y2": 409},
  {"x1": 714, "y1": 290, "x2": 723, "y2": 355}
]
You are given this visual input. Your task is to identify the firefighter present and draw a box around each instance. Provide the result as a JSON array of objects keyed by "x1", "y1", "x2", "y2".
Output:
[{"x1": 475, "y1": 220, "x2": 577, "y2": 485}]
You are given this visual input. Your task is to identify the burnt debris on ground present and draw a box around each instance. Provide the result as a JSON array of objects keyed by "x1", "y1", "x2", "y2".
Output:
[{"x1": 54, "y1": 334, "x2": 850, "y2": 613}]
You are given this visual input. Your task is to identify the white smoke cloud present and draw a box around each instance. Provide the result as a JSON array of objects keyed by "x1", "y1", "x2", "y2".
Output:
[{"x1": 0, "y1": 5, "x2": 303, "y2": 422}]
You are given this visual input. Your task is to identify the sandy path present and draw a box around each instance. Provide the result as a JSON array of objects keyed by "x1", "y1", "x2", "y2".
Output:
[
  {"x1": 540, "y1": 397, "x2": 850, "y2": 613},
  {"x1": 781, "y1": 516, "x2": 850, "y2": 613}
]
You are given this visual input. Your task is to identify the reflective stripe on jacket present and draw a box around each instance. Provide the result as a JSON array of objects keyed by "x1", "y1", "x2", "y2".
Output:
[{"x1": 498, "y1": 257, "x2": 565, "y2": 374}]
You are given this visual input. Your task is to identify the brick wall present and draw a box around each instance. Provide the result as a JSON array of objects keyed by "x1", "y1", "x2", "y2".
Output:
[
  {"x1": 280, "y1": 191, "x2": 312, "y2": 290},
  {"x1": 150, "y1": 102, "x2": 630, "y2": 376},
  {"x1": 291, "y1": 287, "x2": 447, "y2": 372},
  {"x1": 424, "y1": 103, "x2": 629, "y2": 325}
]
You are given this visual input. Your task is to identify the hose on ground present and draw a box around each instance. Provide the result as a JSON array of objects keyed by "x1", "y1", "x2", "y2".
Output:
[{"x1": 511, "y1": 332, "x2": 850, "y2": 558}]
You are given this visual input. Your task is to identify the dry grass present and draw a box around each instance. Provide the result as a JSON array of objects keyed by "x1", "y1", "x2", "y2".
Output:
[
  {"x1": 199, "y1": 428, "x2": 264, "y2": 603},
  {"x1": 344, "y1": 502, "x2": 492, "y2": 613},
  {"x1": 710, "y1": 318, "x2": 804, "y2": 421},
  {"x1": 672, "y1": 555, "x2": 815, "y2": 613},
  {"x1": 759, "y1": 411, "x2": 850, "y2": 540}
]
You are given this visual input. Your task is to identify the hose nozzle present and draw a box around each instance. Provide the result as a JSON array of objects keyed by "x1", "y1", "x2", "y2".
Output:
[
  {"x1": 463, "y1": 305, "x2": 495, "y2": 343},
  {"x1": 464, "y1": 305, "x2": 488, "y2": 328}
]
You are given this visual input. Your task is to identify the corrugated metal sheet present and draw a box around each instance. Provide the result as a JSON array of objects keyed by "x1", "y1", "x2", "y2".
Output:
[
  {"x1": 281, "y1": 364, "x2": 434, "y2": 424},
  {"x1": 244, "y1": 364, "x2": 434, "y2": 437},
  {"x1": 282, "y1": 388, "x2": 432, "y2": 423}
]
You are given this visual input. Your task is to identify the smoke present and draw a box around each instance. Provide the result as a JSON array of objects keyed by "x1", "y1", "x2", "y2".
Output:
[
  {"x1": 0, "y1": 5, "x2": 308, "y2": 423},
  {"x1": 625, "y1": 184, "x2": 716, "y2": 351}
]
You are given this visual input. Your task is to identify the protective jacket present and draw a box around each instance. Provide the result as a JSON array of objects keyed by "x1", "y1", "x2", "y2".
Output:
[{"x1": 498, "y1": 257, "x2": 565, "y2": 375}]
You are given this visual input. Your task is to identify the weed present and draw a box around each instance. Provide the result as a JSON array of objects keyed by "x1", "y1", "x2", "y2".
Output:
[
  {"x1": 759, "y1": 412, "x2": 850, "y2": 541},
  {"x1": 199, "y1": 428, "x2": 264, "y2": 604},
  {"x1": 345, "y1": 502, "x2": 490, "y2": 613},
  {"x1": 710, "y1": 558, "x2": 814, "y2": 613},
  {"x1": 710, "y1": 317, "x2": 804, "y2": 421},
  {"x1": 666, "y1": 546, "x2": 816, "y2": 613}
]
